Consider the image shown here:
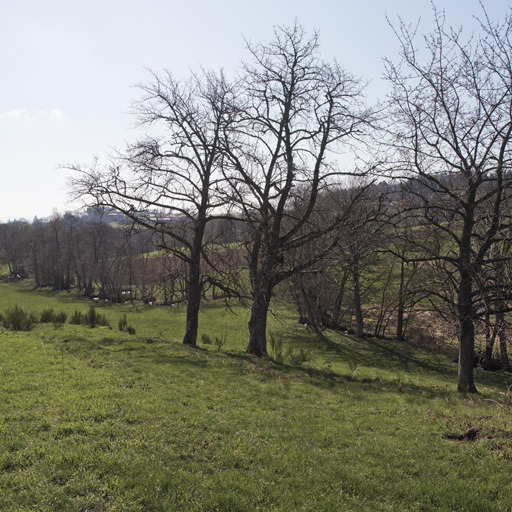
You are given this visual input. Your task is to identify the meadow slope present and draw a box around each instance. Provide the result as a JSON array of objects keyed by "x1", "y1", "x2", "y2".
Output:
[{"x1": 1, "y1": 281, "x2": 512, "y2": 511}]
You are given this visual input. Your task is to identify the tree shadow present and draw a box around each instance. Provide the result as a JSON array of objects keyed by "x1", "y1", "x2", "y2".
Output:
[
  {"x1": 223, "y1": 348, "x2": 456, "y2": 399},
  {"x1": 67, "y1": 335, "x2": 213, "y2": 371},
  {"x1": 308, "y1": 327, "x2": 457, "y2": 376}
]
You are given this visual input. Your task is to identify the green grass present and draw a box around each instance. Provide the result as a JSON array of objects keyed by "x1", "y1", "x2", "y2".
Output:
[{"x1": 1, "y1": 280, "x2": 512, "y2": 510}]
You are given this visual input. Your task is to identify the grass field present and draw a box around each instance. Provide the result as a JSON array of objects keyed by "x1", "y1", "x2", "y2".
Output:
[{"x1": 1, "y1": 280, "x2": 512, "y2": 511}]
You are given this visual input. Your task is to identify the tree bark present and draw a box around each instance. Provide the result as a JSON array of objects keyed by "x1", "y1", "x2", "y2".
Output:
[
  {"x1": 457, "y1": 276, "x2": 477, "y2": 393},
  {"x1": 353, "y1": 263, "x2": 364, "y2": 338},
  {"x1": 396, "y1": 261, "x2": 406, "y2": 341},
  {"x1": 497, "y1": 312, "x2": 511, "y2": 371},
  {"x1": 182, "y1": 224, "x2": 206, "y2": 347},
  {"x1": 333, "y1": 269, "x2": 349, "y2": 328},
  {"x1": 182, "y1": 264, "x2": 201, "y2": 346},
  {"x1": 484, "y1": 312, "x2": 497, "y2": 370},
  {"x1": 247, "y1": 289, "x2": 270, "y2": 357}
]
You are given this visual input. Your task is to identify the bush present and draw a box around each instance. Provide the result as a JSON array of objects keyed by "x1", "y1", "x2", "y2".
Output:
[
  {"x1": 286, "y1": 346, "x2": 312, "y2": 365},
  {"x1": 84, "y1": 306, "x2": 98, "y2": 328},
  {"x1": 269, "y1": 332, "x2": 311, "y2": 365},
  {"x1": 201, "y1": 333, "x2": 226, "y2": 351},
  {"x1": 201, "y1": 333, "x2": 213, "y2": 345},
  {"x1": 84, "y1": 306, "x2": 109, "y2": 328},
  {"x1": 347, "y1": 356, "x2": 359, "y2": 378},
  {"x1": 214, "y1": 334, "x2": 227, "y2": 352},
  {"x1": 70, "y1": 310, "x2": 83, "y2": 325},
  {"x1": 119, "y1": 314, "x2": 136, "y2": 334},
  {"x1": 40, "y1": 308, "x2": 67, "y2": 325},
  {"x1": 3, "y1": 305, "x2": 37, "y2": 331},
  {"x1": 269, "y1": 332, "x2": 284, "y2": 363},
  {"x1": 69, "y1": 307, "x2": 109, "y2": 328},
  {"x1": 118, "y1": 314, "x2": 128, "y2": 332},
  {"x1": 40, "y1": 308, "x2": 56, "y2": 323},
  {"x1": 54, "y1": 311, "x2": 67, "y2": 325}
]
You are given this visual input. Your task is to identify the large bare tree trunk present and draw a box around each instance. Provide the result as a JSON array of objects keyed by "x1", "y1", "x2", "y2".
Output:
[
  {"x1": 182, "y1": 223, "x2": 206, "y2": 346},
  {"x1": 457, "y1": 276, "x2": 477, "y2": 393},
  {"x1": 183, "y1": 262, "x2": 201, "y2": 346},
  {"x1": 247, "y1": 291, "x2": 270, "y2": 357}
]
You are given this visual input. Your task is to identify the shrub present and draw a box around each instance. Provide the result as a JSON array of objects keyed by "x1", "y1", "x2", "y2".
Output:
[
  {"x1": 40, "y1": 308, "x2": 56, "y2": 323},
  {"x1": 70, "y1": 310, "x2": 83, "y2": 325},
  {"x1": 201, "y1": 333, "x2": 226, "y2": 351},
  {"x1": 347, "y1": 356, "x2": 359, "y2": 378},
  {"x1": 3, "y1": 305, "x2": 37, "y2": 331},
  {"x1": 214, "y1": 334, "x2": 227, "y2": 352},
  {"x1": 269, "y1": 333, "x2": 311, "y2": 365},
  {"x1": 54, "y1": 311, "x2": 67, "y2": 325},
  {"x1": 201, "y1": 333, "x2": 213, "y2": 345},
  {"x1": 84, "y1": 306, "x2": 98, "y2": 328},
  {"x1": 118, "y1": 314, "x2": 128, "y2": 332},
  {"x1": 84, "y1": 307, "x2": 110, "y2": 328},
  {"x1": 40, "y1": 308, "x2": 67, "y2": 325},
  {"x1": 269, "y1": 332, "x2": 284, "y2": 363},
  {"x1": 119, "y1": 314, "x2": 135, "y2": 334},
  {"x1": 70, "y1": 307, "x2": 109, "y2": 328},
  {"x1": 286, "y1": 346, "x2": 312, "y2": 365},
  {"x1": 96, "y1": 312, "x2": 110, "y2": 327}
]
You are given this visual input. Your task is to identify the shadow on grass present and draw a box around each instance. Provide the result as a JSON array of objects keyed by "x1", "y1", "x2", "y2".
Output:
[
  {"x1": 307, "y1": 327, "x2": 512, "y2": 392},
  {"x1": 277, "y1": 327, "x2": 512, "y2": 394},
  {"x1": 14, "y1": 283, "x2": 92, "y2": 301},
  {"x1": 303, "y1": 327, "x2": 457, "y2": 375},
  {"x1": 223, "y1": 350, "x2": 457, "y2": 400},
  {"x1": 65, "y1": 336, "x2": 212, "y2": 371},
  {"x1": 63, "y1": 328, "x2": 510, "y2": 396}
]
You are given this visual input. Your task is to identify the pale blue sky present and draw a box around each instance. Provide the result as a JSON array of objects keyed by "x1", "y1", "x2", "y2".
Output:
[{"x1": 0, "y1": 0, "x2": 508, "y2": 221}]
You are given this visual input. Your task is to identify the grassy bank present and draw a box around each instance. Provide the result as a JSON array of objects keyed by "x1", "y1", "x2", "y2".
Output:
[{"x1": 1, "y1": 281, "x2": 511, "y2": 511}]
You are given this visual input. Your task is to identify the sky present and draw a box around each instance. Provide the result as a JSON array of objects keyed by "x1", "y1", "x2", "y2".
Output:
[{"x1": 1, "y1": 0, "x2": 509, "y2": 222}]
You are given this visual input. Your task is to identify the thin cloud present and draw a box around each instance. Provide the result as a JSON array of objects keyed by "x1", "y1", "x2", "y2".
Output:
[
  {"x1": 0, "y1": 109, "x2": 65, "y2": 121},
  {"x1": 0, "y1": 109, "x2": 31, "y2": 120},
  {"x1": 37, "y1": 109, "x2": 65, "y2": 120}
]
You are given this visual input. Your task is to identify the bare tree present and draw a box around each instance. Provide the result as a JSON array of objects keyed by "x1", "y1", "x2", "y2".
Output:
[
  {"x1": 70, "y1": 70, "x2": 237, "y2": 346},
  {"x1": 223, "y1": 22, "x2": 372, "y2": 356},
  {"x1": 284, "y1": 184, "x2": 386, "y2": 336},
  {"x1": 477, "y1": 231, "x2": 512, "y2": 371},
  {"x1": 383, "y1": 224, "x2": 424, "y2": 342},
  {"x1": 0, "y1": 221, "x2": 30, "y2": 277},
  {"x1": 384, "y1": 7, "x2": 512, "y2": 392}
]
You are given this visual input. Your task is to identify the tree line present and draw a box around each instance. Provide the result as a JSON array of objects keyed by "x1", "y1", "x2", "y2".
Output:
[
  {"x1": 4, "y1": 8, "x2": 512, "y2": 393},
  {"x1": 0, "y1": 185, "x2": 442, "y2": 344},
  {"x1": 0, "y1": 210, "x2": 246, "y2": 305}
]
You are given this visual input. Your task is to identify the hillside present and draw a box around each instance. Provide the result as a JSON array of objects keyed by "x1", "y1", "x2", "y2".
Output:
[{"x1": 0, "y1": 281, "x2": 511, "y2": 511}]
